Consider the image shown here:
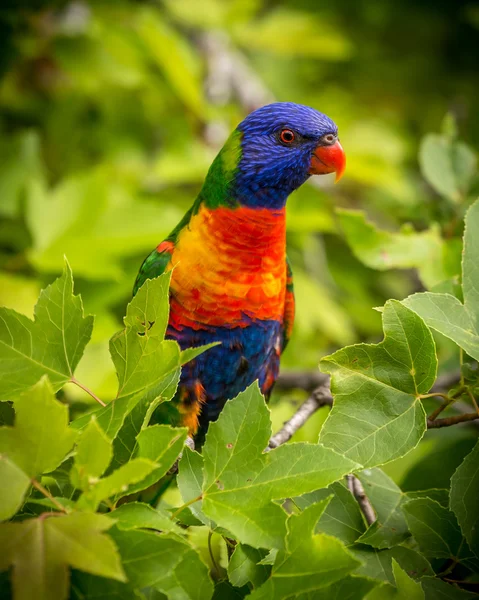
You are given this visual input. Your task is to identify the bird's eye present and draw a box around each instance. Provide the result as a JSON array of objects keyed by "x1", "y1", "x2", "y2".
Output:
[
  {"x1": 280, "y1": 129, "x2": 295, "y2": 144},
  {"x1": 322, "y1": 133, "x2": 337, "y2": 145}
]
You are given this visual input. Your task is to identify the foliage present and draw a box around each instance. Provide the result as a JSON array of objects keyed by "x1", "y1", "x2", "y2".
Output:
[
  {"x1": 1, "y1": 0, "x2": 479, "y2": 598},
  {"x1": 1, "y1": 203, "x2": 479, "y2": 596}
]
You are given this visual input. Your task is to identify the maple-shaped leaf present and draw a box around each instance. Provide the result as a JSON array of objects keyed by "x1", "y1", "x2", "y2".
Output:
[
  {"x1": 0, "y1": 377, "x2": 78, "y2": 520},
  {"x1": 199, "y1": 383, "x2": 359, "y2": 549},
  {"x1": 403, "y1": 199, "x2": 479, "y2": 360},
  {"x1": 0, "y1": 261, "x2": 93, "y2": 399},
  {"x1": 0, "y1": 512, "x2": 125, "y2": 600},
  {"x1": 248, "y1": 498, "x2": 360, "y2": 599},
  {"x1": 319, "y1": 300, "x2": 435, "y2": 468},
  {"x1": 109, "y1": 274, "x2": 181, "y2": 403}
]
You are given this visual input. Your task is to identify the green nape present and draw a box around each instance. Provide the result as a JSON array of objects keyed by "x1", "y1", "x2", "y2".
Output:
[
  {"x1": 199, "y1": 128, "x2": 242, "y2": 209},
  {"x1": 133, "y1": 129, "x2": 242, "y2": 295}
]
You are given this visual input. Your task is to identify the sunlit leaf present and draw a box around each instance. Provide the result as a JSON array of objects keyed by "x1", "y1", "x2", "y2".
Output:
[
  {"x1": 338, "y1": 209, "x2": 458, "y2": 288},
  {"x1": 201, "y1": 383, "x2": 359, "y2": 548},
  {"x1": 419, "y1": 133, "x2": 476, "y2": 202},
  {"x1": 0, "y1": 262, "x2": 93, "y2": 398},
  {"x1": 0, "y1": 377, "x2": 78, "y2": 520},
  {"x1": 319, "y1": 300, "x2": 434, "y2": 468},
  {"x1": 248, "y1": 499, "x2": 360, "y2": 599},
  {"x1": 404, "y1": 199, "x2": 479, "y2": 359},
  {"x1": 110, "y1": 528, "x2": 214, "y2": 600},
  {"x1": 0, "y1": 513, "x2": 125, "y2": 600}
]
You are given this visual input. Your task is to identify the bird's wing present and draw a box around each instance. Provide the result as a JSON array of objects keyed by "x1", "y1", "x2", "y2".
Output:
[
  {"x1": 281, "y1": 256, "x2": 295, "y2": 351},
  {"x1": 133, "y1": 241, "x2": 174, "y2": 296}
]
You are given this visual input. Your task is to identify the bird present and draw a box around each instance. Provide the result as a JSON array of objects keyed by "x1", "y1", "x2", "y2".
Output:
[{"x1": 134, "y1": 102, "x2": 345, "y2": 444}]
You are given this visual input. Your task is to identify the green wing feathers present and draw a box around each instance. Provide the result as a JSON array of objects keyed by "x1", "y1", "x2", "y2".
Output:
[{"x1": 133, "y1": 244, "x2": 173, "y2": 296}]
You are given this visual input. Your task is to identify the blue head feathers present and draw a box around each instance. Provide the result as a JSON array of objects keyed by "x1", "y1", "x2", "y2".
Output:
[{"x1": 235, "y1": 102, "x2": 339, "y2": 209}]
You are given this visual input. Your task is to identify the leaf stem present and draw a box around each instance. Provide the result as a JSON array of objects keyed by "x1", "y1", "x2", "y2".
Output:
[
  {"x1": 170, "y1": 494, "x2": 203, "y2": 521},
  {"x1": 31, "y1": 478, "x2": 68, "y2": 514},
  {"x1": 419, "y1": 392, "x2": 451, "y2": 401},
  {"x1": 70, "y1": 376, "x2": 106, "y2": 407}
]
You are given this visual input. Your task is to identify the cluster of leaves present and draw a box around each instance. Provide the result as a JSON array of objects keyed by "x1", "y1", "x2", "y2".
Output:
[
  {"x1": 1, "y1": 1, "x2": 479, "y2": 598},
  {"x1": 1, "y1": 201, "x2": 479, "y2": 599}
]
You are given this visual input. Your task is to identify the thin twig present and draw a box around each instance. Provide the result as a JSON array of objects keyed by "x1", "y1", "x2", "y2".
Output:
[
  {"x1": 31, "y1": 478, "x2": 68, "y2": 513},
  {"x1": 346, "y1": 475, "x2": 376, "y2": 526},
  {"x1": 70, "y1": 376, "x2": 105, "y2": 407},
  {"x1": 267, "y1": 381, "x2": 333, "y2": 450},
  {"x1": 427, "y1": 413, "x2": 479, "y2": 428},
  {"x1": 427, "y1": 398, "x2": 455, "y2": 421}
]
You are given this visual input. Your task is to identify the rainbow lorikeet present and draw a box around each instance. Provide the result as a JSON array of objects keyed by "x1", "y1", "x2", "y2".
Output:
[{"x1": 134, "y1": 102, "x2": 345, "y2": 442}]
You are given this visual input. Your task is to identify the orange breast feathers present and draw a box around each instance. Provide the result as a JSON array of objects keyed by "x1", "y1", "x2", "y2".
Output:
[{"x1": 167, "y1": 204, "x2": 287, "y2": 330}]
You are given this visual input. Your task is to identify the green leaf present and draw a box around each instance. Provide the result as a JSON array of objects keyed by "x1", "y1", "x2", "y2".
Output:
[
  {"x1": 177, "y1": 446, "x2": 211, "y2": 526},
  {"x1": 71, "y1": 416, "x2": 112, "y2": 491},
  {"x1": 26, "y1": 169, "x2": 181, "y2": 280},
  {"x1": 421, "y1": 577, "x2": 479, "y2": 600},
  {"x1": 109, "y1": 502, "x2": 184, "y2": 535},
  {"x1": 0, "y1": 377, "x2": 78, "y2": 520},
  {"x1": 247, "y1": 499, "x2": 360, "y2": 599},
  {"x1": 110, "y1": 528, "x2": 214, "y2": 600},
  {"x1": 108, "y1": 369, "x2": 180, "y2": 472},
  {"x1": 419, "y1": 133, "x2": 476, "y2": 202},
  {"x1": 338, "y1": 210, "x2": 451, "y2": 288},
  {"x1": 0, "y1": 455, "x2": 30, "y2": 521},
  {"x1": 405, "y1": 489, "x2": 450, "y2": 507},
  {"x1": 180, "y1": 342, "x2": 220, "y2": 366},
  {"x1": 71, "y1": 394, "x2": 141, "y2": 439},
  {"x1": 403, "y1": 199, "x2": 479, "y2": 360},
  {"x1": 0, "y1": 512, "x2": 125, "y2": 600},
  {"x1": 450, "y1": 438, "x2": 479, "y2": 556},
  {"x1": 403, "y1": 497, "x2": 476, "y2": 566},
  {"x1": 366, "y1": 559, "x2": 425, "y2": 600},
  {"x1": 136, "y1": 9, "x2": 205, "y2": 117},
  {"x1": 353, "y1": 545, "x2": 433, "y2": 584},
  {"x1": 122, "y1": 424, "x2": 187, "y2": 496},
  {"x1": 293, "y1": 575, "x2": 377, "y2": 600},
  {"x1": 201, "y1": 383, "x2": 359, "y2": 549},
  {"x1": 319, "y1": 300, "x2": 434, "y2": 468},
  {"x1": 391, "y1": 559, "x2": 424, "y2": 600},
  {"x1": 76, "y1": 458, "x2": 157, "y2": 511},
  {"x1": 356, "y1": 468, "x2": 409, "y2": 549},
  {"x1": 71, "y1": 571, "x2": 145, "y2": 600},
  {"x1": 294, "y1": 482, "x2": 366, "y2": 546},
  {"x1": 110, "y1": 275, "x2": 181, "y2": 403},
  {"x1": 0, "y1": 261, "x2": 93, "y2": 398},
  {"x1": 227, "y1": 545, "x2": 270, "y2": 589}
]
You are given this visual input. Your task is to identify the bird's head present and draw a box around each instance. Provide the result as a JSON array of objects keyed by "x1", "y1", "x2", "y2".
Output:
[{"x1": 202, "y1": 102, "x2": 345, "y2": 210}]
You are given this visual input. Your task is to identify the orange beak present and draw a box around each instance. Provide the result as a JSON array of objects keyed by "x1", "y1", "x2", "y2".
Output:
[{"x1": 309, "y1": 140, "x2": 346, "y2": 183}]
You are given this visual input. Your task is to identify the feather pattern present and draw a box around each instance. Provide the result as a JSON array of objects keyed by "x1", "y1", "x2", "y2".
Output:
[{"x1": 134, "y1": 102, "x2": 342, "y2": 439}]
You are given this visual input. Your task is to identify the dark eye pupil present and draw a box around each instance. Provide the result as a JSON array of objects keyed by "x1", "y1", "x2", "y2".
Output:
[{"x1": 281, "y1": 130, "x2": 294, "y2": 142}]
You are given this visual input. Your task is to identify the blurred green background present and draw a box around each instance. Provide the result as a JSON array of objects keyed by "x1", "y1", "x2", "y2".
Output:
[{"x1": 1, "y1": 0, "x2": 479, "y2": 489}]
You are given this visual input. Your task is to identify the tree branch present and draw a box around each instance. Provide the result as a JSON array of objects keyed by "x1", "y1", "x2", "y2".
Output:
[
  {"x1": 346, "y1": 475, "x2": 376, "y2": 526},
  {"x1": 427, "y1": 412, "x2": 479, "y2": 428},
  {"x1": 267, "y1": 381, "x2": 333, "y2": 450}
]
